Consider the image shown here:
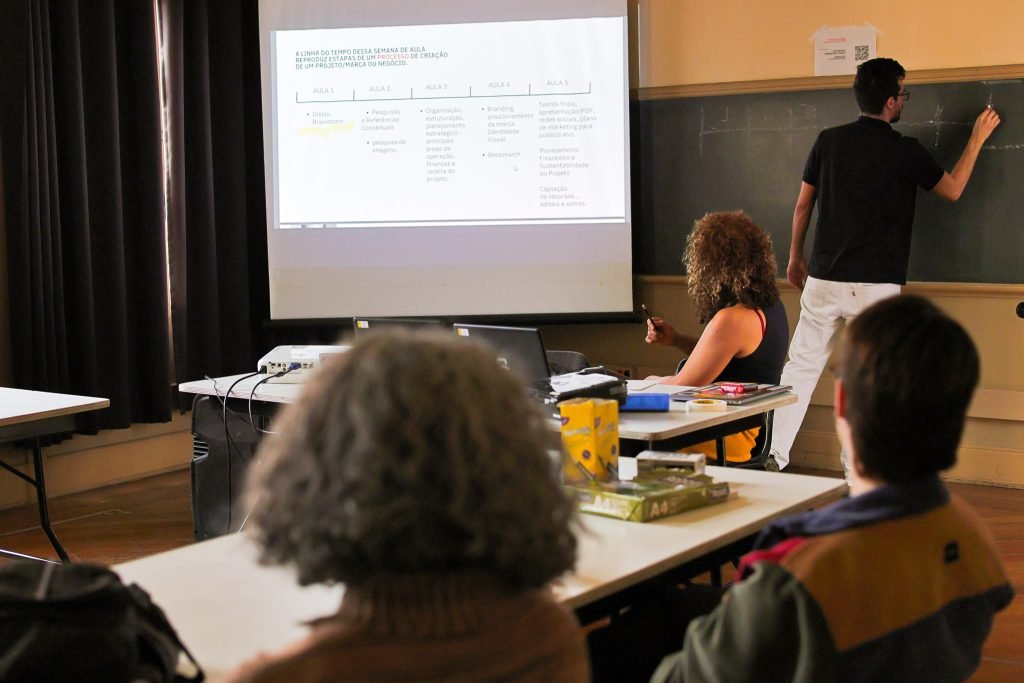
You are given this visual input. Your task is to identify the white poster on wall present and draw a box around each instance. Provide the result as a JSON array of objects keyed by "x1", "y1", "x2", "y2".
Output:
[{"x1": 812, "y1": 24, "x2": 877, "y2": 76}]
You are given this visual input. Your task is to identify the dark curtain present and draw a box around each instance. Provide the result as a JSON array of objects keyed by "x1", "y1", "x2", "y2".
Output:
[
  {"x1": 0, "y1": 0, "x2": 173, "y2": 428},
  {"x1": 163, "y1": 0, "x2": 268, "y2": 385}
]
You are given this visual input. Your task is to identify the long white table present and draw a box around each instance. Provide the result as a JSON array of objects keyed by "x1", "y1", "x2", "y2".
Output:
[
  {"x1": 115, "y1": 467, "x2": 845, "y2": 680},
  {"x1": 179, "y1": 375, "x2": 797, "y2": 460},
  {"x1": 617, "y1": 380, "x2": 796, "y2": 449},
  {"x1": 0, "y1": 388, "x2": 110, "y2": 561}
]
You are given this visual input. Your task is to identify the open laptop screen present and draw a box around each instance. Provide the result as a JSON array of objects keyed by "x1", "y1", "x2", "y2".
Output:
[{"x1": 452, "y1": 324, "x2": 552, "y2": 386}]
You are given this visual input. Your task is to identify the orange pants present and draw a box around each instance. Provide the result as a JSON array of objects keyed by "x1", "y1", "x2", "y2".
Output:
[{"x1": 686, "y1": 427, "x2": 759, "y2": 464}]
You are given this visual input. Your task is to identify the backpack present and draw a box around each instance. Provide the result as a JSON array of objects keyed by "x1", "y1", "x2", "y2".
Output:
[{"x1": 0, "y1": 561, "x2": 204, "y2": 682}]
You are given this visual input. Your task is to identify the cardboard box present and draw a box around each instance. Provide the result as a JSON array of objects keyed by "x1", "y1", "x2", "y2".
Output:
[
  {"x1": 635, "y1": 451, "x2": 706, "y2": 476},
  {"x1": 559, "y1": 398, "x2": 619, "y2": 483},
  {"x1": 568, "y1": 471, "x2": 730, "y2": 522}
]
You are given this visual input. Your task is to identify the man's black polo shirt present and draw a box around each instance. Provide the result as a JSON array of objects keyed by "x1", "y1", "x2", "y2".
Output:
[{"x1": 802, "y1": 116, "x2": 944, "y2": 284}]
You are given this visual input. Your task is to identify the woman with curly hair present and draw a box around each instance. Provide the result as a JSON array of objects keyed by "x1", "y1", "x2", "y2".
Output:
[
  {"x1": 644, "y1": 210, "x2": 788, "y2": 464},
  {"x1": 226, "y1": 331, "x2": 587, "y2": 682}
]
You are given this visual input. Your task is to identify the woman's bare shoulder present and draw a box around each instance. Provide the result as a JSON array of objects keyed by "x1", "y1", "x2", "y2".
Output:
[{"x1": 709, "y1": 304, "x2": 759, "y2": 326}]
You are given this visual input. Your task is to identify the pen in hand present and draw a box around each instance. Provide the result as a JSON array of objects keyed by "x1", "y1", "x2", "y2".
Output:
[{"x1": 641, "y1": 304, "x2": 659, "y2": 331}]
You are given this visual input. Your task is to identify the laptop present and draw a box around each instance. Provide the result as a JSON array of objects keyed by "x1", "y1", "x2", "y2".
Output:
[
  {"x1": 351, "y1": 316, "x2": 448, "y2": 337},
  {"x1": 670, "y1": 383, "x2": 792, "y2": 406},
  {"x1": 452, "y1": 323, "x2": 552, "y2": 387}
]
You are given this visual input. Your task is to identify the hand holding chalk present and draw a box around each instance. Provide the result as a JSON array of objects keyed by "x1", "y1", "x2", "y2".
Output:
[{"x1": 972, "y1": 105, "x2": 1001, "y2": 144}]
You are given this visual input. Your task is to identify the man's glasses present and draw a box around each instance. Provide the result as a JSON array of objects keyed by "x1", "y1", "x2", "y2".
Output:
[{"x1": 897, "y1": 89, "x2": 911, "y2": 100}]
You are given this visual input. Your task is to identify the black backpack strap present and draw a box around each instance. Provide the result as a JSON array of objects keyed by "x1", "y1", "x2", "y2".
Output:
[
  {"x1": 0, "y1": 563, "x2": 58, "y2": 677},
  {"x1": 0, "y1": 625, "x2": 42, "y2": 680},
  {"x1": 126, "y1": 583, "x2": 205, "y2": 682},
  {"x1": 34, "y1": 562, "x2": 57, "y2": 598}
]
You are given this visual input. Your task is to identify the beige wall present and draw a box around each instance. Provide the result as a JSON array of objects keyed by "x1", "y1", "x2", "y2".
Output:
[
  {"x1": 0, "y1": 418, "x2": 193, "y2": 511},
  {"x1": 635, "y1": 0, "x2": 1024, "y2": 87}
]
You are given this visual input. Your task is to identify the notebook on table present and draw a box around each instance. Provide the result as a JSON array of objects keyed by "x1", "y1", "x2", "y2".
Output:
[
  {"x1": 452, "y1": 323, "x2": 552, "y2": 388},
  {"x1": 670, "y1": 382, "x2": 792, "y2": 406}
]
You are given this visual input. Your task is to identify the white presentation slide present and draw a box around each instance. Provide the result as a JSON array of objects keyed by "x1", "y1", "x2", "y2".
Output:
[
  {"x1": 259, "y1": 2, "x2": 632, "y2": 321},
  {"x1": 271, "y1": 19, "x2": 625, "y2": 228}
]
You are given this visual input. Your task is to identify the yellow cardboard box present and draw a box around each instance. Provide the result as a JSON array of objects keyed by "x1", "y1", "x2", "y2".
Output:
[{"x1": 559, "y1": 398, "x2": 619, "y2": 483}]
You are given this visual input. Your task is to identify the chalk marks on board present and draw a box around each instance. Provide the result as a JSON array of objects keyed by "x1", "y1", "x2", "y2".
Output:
[
  {"x1": 696, "y1": 104, "x2": 824, "y2": 157},
  {"x1": 898, "y1": 104, "x2": 978, "y2": 151},
  {"x1": 693, "y1": 83, "x2": 1021, "y2": 158},
  {"x1": 698, "y1": 107, "x2": 704, "y2": 156}
]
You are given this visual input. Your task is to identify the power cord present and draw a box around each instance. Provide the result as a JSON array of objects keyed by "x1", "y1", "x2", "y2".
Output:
[
  {"x1": 221, "y1": 372, "x2": 262, "y2": 532},
  {"x1": 247, "y1": 364, "x2": 298, "y2": 435},
  {"x1": 205, "y1": 374, "x2": 250, "y2": 469},
  {"x1": 236, "y1": 491, "x2": 261, "y2": 533},
  {"x1": 204, "y1": 375, "x2": 227, "y2": 411},
  {"x1": 227, "y1": 364, "x2": 299, "y2": 532}
]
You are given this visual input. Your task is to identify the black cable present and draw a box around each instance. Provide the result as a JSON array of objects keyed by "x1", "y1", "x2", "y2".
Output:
[
  {"x1": 206, "y1": 374, "x2": 250, "y2": 455},
  {"x1": 222, "y1": 373, "x2": 261, "y2": 455},
  {"x1": 247, "y1": 365, "x2": 296, "y2": 435},
  {"x1": 248, "y1": 378, "x2": 273, "y2": 434},
  {"x1": 204, "y1": 375, "x2": 227, "y2": 411},
  {"x1": 214, "y1": 365, "x2": 301, "y2": 533},
  {"x1": 222, "y1": 372, "x2": 262, "y2": 532}
]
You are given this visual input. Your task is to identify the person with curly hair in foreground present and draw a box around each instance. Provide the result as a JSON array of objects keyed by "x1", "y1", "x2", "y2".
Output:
[
  {"x1": 644, "y1": 210, "x2": 788, "y2": 464},
  {"x1": 225, "y1": 331, "x2": 587, "y2": 683}
]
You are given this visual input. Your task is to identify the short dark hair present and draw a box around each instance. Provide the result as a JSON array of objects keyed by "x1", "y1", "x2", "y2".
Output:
[
  {"x1": 244, "y1": 330, "x2": 577, "y2": 590},
  {"x1": 836, "y1": 295, "x2": 979, "y2": 482},
  {"x1": 684, "y1": 211, "x2": 780, "y2": 324},
  {"x1": 854, "y1": 57, "x2": 905, "y2": 115}
]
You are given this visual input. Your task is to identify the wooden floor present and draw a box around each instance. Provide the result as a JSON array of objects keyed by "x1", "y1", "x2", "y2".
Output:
[
  {"x1": 0, "y1": 468, "x2": 1020, "y2": 680},
  {"x1": 0, "y1": 469, "x2": 194, "y2": 566}
]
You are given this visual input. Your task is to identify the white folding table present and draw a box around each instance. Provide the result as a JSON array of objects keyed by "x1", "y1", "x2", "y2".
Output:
[
  {"x1": 179, "y1": 375, "x2": 797, "y2": 462},
  {"x1": 0, "y1": 388, "x2": 109, "y2": 561},
  {"x1": 115, "y1": 466, "x2": 846, "y2": 680}
]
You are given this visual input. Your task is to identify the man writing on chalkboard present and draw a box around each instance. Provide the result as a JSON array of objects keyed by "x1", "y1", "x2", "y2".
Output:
[{"x1": 769, "y1": 57, "x2": 1000, "y2": 476}]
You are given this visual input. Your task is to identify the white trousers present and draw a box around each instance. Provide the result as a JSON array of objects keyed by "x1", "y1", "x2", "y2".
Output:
[{"x1": 772, "y1": 277, "x2": 901, "y2": 474}]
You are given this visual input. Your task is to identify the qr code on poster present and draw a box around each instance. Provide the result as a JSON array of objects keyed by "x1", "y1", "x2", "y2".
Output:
[{"x1": 854, "y1": 45, "x2": 870, "y2": 61}]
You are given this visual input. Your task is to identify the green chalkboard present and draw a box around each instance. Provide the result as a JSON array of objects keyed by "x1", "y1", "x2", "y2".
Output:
[{"x1": 632, "y1": 77, "x2": 1024, "y2": 283}]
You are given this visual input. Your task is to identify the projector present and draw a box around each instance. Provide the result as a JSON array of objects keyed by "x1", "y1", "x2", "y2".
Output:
[{"x1": 257, "y1": 345, "x2": 351, "y2": 384}]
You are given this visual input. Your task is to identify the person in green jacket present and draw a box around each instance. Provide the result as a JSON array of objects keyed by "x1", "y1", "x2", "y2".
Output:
[{"x1": 653, "y1": 295, "x2": 1013, "y2": 682}]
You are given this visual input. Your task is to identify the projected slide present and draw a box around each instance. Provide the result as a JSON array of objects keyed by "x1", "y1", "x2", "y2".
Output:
[{"x1": 271, "y1": 18, "x2": 626, "y2": 228}]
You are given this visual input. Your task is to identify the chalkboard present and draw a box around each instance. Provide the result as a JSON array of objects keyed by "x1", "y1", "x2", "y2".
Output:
[{"x1": 632, "y1": 77, "x2": 1024, "y2": 283}]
